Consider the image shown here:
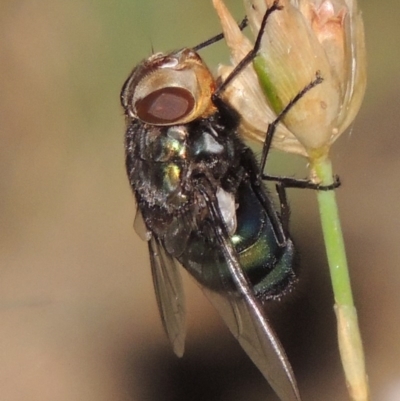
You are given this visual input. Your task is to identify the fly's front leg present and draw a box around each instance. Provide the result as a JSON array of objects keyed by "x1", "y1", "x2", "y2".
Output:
[
  {"x1": 212, "y1": 0, "x2": 283, "y2": 100},
  {"x1": 193, "y1": 16, "x2": 248, "y2": 52}
]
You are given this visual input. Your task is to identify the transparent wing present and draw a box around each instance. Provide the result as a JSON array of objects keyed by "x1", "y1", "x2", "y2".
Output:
[
  {"x1": 204, "y1": 198, "x2": 301, "y2": 401},
  {"x1": 148, "y1": 235, "x2": 186, "y2": 357},
  {"x1": 203, "y1": 287, "x2": 300, "y2": 401}
]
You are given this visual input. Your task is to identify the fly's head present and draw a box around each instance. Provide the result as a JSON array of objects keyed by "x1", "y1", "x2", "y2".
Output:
[{"x1": 121, "y1": 49, "x2": 217, "y2": 127}]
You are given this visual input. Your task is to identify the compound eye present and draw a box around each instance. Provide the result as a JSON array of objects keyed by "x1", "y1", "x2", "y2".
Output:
[{"x1": 135, "y1": 87, "x2": 195, "y2": 125}]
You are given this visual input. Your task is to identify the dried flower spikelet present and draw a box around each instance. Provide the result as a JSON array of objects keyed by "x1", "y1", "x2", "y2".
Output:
[
  {"x1": 246, "y1": 0, "x2": 342, "y2": 154},
  {"x1": 301, "y1": 0, "x2": 367, "y2": 145},
  {"x1": 213, "y1": 0, "x2": 367, "y2": 160},
  {"x1": 213, "y1": 0, "x2": 306, "y2": 156}
]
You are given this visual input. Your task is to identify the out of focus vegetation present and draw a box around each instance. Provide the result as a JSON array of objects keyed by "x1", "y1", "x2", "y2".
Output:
[{"x1": 1, "y1": 1, "x2": 399, "y2": 400}]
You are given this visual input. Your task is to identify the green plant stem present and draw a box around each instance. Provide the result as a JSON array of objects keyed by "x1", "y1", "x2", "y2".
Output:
[{"x1": 312, "y1": 157, "x2": 369, "y2": 401}]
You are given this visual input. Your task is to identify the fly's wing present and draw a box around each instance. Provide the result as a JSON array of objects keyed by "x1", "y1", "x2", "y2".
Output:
[
  {"x1": 203, "y1": 198, "x2": 301, "y2": 401},
  {"x1": 148, "y1": 234, "x2": 186, "y2": 357},
  {"x1": 203, "y1": 288, "x2": 300, "y2": 401}
]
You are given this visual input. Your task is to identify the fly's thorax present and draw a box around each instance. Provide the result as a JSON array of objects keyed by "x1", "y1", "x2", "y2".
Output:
[
  {"x1": 144, "y1": 126, "x2": 188, "y2": 162},
  {"x1": 124, "y1": 121, "x2": 186, "y2": 209},
  {"x1": 125, "y1": 104, "x2": 243, "y2": 204}
]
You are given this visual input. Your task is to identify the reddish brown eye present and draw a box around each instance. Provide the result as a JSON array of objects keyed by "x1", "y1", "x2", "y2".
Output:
[{"x1": 135, "y1": 87, "x2": 195, "y2": 125}]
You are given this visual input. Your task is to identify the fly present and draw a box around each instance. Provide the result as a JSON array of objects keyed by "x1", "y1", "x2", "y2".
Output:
[{"x1": 120, "y1": 2, "x2": 337, "y2": 400}]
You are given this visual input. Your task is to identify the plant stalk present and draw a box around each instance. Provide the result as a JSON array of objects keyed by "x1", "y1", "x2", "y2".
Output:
[{"x1": 312, "y1": 156, "x2": 369, "y2": 401}]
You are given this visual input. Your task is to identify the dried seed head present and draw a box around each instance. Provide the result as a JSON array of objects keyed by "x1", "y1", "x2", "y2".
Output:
[{"x1": 213, "y1": 0, "x2": 366, "y2": 160}]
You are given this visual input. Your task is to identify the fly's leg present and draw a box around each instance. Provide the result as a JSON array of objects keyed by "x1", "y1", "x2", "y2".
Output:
[
  {"x1": 274, "y1": 182, "x2": 290, "y2": 239},
  {"x1": 193, "y1": 16, "x2": 248, "y2": 52},
  {"x1": 254, "y1": 58, "x2": 340, "y2": 188},
  {"x1": 259, "y1": 73, "x2": 338, "y2": 196},
  {"x1": 258, "y1": 72, "x2": 323, "y2": 180},
  {"x1": 266, "y1": 174, "x2": 340, "y2": 241},
  {"x1": 213, "y1": 0, "x2": 283, "y2": 99},
  {"x1": 257, "y1": 72, "x2": 339, "y2": 235},
  {"x1": 241, "y1": 148, "x2": 288, "y2": 247},
  {"x1": 262, "y1": 174, "x2": 341, "y2": 191}
]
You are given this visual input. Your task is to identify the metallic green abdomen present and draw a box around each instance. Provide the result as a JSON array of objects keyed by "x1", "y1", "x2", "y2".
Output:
[{"x1": 178, "y1": 180, "x2": 295, "y2": 300}]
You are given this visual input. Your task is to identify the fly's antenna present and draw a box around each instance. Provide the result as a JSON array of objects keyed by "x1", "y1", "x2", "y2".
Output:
[{"x1": 193, "y1": 16, "x2": 248, "y2": 52}]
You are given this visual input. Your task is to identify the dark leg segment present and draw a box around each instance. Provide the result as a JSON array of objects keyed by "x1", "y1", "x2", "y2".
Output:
[
  {"x1": 241, "y1": 148, "x2": 288, "y2": 247},
  {"x1": 213, "y1": 0, "x2": 283, "y2": 99},
  {"x1": 193, "y1": 16, "x2": 248, "y2": 52},
  {"x1": 258, "y1": 72, "x2": 323, "y2": 178},
  {"x1": 263, "y1": 174, "x2": 341, "y2": 191}
]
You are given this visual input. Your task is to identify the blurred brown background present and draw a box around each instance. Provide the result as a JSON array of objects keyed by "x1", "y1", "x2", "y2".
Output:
[{"x1": 0, "y1": 0, "x2": 399, "y2": 400}]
